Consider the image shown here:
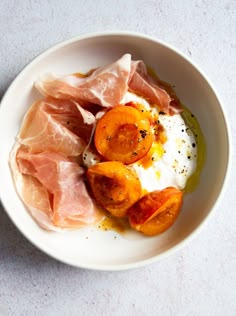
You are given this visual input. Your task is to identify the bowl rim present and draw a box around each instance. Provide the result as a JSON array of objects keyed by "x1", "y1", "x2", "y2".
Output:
[{"x1": 0, "y1": 31, "x2": 232, "y2": 271}]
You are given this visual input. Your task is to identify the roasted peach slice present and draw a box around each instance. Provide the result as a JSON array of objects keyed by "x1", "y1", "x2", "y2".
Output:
[
  {"x1": 128, "y1": 187, "x2": 183, "y2": 236},
  {"x1": 94, "y1": 105, "x2": 154, "y2": 164},
  {"x1": 87, "y1": 161, "x2": 142, "y2": 217}
]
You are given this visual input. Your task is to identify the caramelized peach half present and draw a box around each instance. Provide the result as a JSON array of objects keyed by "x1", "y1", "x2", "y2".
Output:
[
  {"x1": 87, "y1": 161, "x2": 142, "y2": 217},
  {"x1": 128, "y1": 187, "x2": 183, "y2": 236},
  {"x1": 94, "y1": 105, "x2": 154, "y2": 164}
]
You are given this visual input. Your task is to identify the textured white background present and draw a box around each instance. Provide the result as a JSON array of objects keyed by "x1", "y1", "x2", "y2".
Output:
[{"x1": 0, "y1": 1, "x2": 236, "y2": 315}]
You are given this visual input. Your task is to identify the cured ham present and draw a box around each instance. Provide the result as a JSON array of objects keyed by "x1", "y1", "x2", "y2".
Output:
[
  {"x1": 18, "y1": 97, "x2": 95, "y2": 156},
  {"x1": 35, "y1": 54, "x2": 181, "y2": 114},
  {"x1": 129, "y1": 60, "x2": 182, "y2": 115},
  {"x1": 35, "y1": 54, "x2": 132, "y2": 107},
  {"x1": 13, "y1": 147, "x2": 100, "y2": 229},
  {"x1": 10, "y1": 96, "x2": 101, "y2": 230}
]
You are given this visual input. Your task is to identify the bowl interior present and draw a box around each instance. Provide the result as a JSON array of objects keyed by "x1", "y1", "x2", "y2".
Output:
[{"x1": 0, "y1": 34, "x2": 230, "y2": 270}]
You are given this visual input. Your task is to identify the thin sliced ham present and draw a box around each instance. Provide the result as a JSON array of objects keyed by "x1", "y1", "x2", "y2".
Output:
[
  {"x1": 18, "y1": 97, "x2": 95, "y2": 156},
  {"x1": 14, "y1": 147, "x2": 102, "y2": 229},
  {"x1": 129, "y1": 60, "x2": 182, "y2": 115},
  {"x1": 35, "y1": 54, "x2": 132, "y2": 107},
  {"x1": 9, "y1": 144, "x2": 55, "y2": 230},
  {"x1": 35, "y1": 54, "x2": 181, "y2": 114}
]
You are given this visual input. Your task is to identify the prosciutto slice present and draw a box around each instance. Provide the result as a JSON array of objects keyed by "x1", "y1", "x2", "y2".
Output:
[
  {"x1": 18, "y1": 97, "x2": 95, "y2": 156},
  {"x1": 14, "y1": 147, "x2": 101, "y2": 229},
  {"x1": 35, "y1": 54, "x2": 181, "y2": 114},
  {"x1": 10, "y1": 97, "x2": 101, "y2": 230},
  {"x1": 35, "y1": 54, "x2": 132, "y2": 107},
  {"x1": 129, "y1": 60, "x2": 182, "y2": 115}
]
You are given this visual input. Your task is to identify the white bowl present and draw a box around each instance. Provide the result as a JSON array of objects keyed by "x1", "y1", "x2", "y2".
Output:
[{"x1": 0, "y1": 32, "x2": 231, "y2": 270}]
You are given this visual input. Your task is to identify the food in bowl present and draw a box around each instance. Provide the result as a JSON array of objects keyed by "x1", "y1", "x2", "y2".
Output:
[
  {"x1": 9, "y1": 53, "x2": 205, "y2": 236},
  {"x1": 0, "y1": 33, "x2": 230, "y2": 270}
]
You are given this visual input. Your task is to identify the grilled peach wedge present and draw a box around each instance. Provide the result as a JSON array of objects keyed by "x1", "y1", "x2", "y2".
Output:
[{"x1": 128, "y1": 187, "x2": 183, "y2": 236}]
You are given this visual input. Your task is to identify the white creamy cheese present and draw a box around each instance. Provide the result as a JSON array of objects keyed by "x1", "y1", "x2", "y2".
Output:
[{"x1": 121, "y1": 92, "x2": 197, "y2": 192}]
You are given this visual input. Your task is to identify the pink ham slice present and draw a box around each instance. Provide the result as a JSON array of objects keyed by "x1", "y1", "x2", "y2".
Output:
[
  {"x1": 35, "y1": 54, "x2": 132, "y2": 107},
  {"x1": 15, "y1": 148, "x2": 101, "y2": 229},
  {"x1": 18, "y1": 97, "x2": 95, "y2": 156},
  {"x1": 129, "y1": 60, "x2": 182, "y2": 115},
  {"x1": 35, "y1": 54, "x2": 181, "y2": 114},
  {"x1": 9, "y1": 144, "x2": 54, "y2": 230}
]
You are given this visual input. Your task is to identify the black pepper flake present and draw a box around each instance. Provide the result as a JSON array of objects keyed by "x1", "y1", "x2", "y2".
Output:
[
  {"x1": 192, "y1": 143, "x2": 196, "y2": 148},
  {"x1": 132, "y1": 151, "x2": 138, "y2": 156},
  {"x1": 178, "y1": 150, "x2": 181, "y2": 154},
  {"x1": 67, "y1": 121, "x2": 70, "y2": 125},
  {"x1": 151, "y1": 157, "x2": 155, "y2": 161},
  {"x1": 191, "y1": 114, "x2": 195, "y2": 117},
  {"x1": 140, "y1": 130, "x2": 147, "y2": 139},
  {"x1": 187, "y1": 156, "x2": 191, "y2": 159},
  {"x1": 181, "y1": 129, "x2": 184, "y2": 132},
  {"x1": 159, "y1": 111, "x2": 165, "y2": 115}
]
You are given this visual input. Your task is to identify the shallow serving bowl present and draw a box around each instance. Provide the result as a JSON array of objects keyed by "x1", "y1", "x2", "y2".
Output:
[{"x1": 0, "y1": 32, "x2": 231, "y2": 270}]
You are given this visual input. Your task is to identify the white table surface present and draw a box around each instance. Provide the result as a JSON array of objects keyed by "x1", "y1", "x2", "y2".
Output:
[{"x1": 0, "y1": 1, "x2": 235, "y2": 315}]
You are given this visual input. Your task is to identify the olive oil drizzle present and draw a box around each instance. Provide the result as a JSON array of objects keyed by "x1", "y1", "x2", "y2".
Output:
[
  {"x1": 180, "y1": 104, "x2": 206, "y2": 193},
  {"x1": 97, "y1": 214, "x2": 129, "y2": 233}
]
